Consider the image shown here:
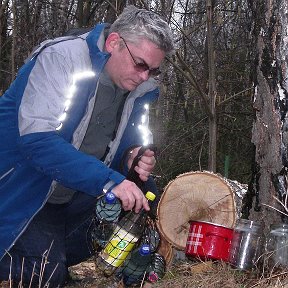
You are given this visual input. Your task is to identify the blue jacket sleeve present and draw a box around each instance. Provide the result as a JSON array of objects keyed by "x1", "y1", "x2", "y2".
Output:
[{"x1": 18, "y1": 131, "x2": 125, "y2": 197}]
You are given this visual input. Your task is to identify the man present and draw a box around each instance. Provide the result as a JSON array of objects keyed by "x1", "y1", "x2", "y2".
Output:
[{"x1": 0, "y1": 5, "x2": 174, "y2": 286}]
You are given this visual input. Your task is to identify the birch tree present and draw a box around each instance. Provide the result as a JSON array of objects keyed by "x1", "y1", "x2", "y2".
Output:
[{"x1": 245, "y1": 0, "x2": 288, "y2": 227}]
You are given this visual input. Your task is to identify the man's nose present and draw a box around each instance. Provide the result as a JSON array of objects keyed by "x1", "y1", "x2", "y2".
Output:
[{"x1": 138, "y1": 70, "x2": 150, "y2": 81}]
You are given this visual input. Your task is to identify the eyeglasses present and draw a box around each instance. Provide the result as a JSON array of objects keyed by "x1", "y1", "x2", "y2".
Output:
[{"x1": 120, "y1": 37, "x2": 161, "y2": 77}]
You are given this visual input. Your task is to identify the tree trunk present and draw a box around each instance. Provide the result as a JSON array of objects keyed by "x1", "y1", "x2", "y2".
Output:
[
  {"x1": 11, "y1": 0, "x2": 16, "y2": 81},
  {"x1": 0, "y1": 0, "x2": 9, "y2": 93},
  {"x1": 206, "y1": 0, "x2": 217, "y2": 172},
  {"x1": 249, "y1": 0, "x2": 287, "y2": 230}
]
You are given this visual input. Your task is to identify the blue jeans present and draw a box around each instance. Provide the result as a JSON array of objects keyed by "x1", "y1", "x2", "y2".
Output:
[{"x1": 0, "y1": 191, "x2": 97, "y2": 287}]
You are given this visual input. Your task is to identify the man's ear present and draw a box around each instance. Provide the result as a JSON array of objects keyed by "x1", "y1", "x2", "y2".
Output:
[{"x1": 105, "y1": 32, "x2": 121, "y2": 53}]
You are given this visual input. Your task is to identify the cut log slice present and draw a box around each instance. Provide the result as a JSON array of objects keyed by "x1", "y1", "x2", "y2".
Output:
[
  {"x1": 157, "y1": 230, "x2": 174, "y2": 267},
  {"x1": 157, "y1": 171, "x2": 237, "y2": 250}
]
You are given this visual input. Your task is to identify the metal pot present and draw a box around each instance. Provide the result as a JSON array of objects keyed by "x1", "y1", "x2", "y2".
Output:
[{"x1": 185, "y1": 220, "x2": 233, "y2": 262}]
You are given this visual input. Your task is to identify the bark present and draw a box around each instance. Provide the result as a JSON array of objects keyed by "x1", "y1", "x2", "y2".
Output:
[
  {"x1": 0, "y1": 0, "x2": 9, "y2": 92},
  {"x1": 249, "y1": 0, "x2": 288, "y2": 229},
  {"x1": 11, "y1": 0, "x2": 15, "y2": 81},
  {"x1": 206, "y1": 0, "x2": 217, "y2": 172}
]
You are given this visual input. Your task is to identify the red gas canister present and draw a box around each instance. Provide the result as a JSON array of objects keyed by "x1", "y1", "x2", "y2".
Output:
[{"x1": 185, "y1": 221, "x2": 233, "y2": 262}]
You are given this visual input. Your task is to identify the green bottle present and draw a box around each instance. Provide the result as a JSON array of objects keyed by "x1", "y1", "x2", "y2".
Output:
[
  {"x1": 122, "y1": 244, "x2": 151, "y2": 286},
  {"x1": 96, "y1": 191, "x2": 156, "y2": 276}
]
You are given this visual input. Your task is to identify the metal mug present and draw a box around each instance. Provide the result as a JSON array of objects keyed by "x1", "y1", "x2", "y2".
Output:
[{"x1": 228, "y1": 219, "x2": 263, "y2": 270}]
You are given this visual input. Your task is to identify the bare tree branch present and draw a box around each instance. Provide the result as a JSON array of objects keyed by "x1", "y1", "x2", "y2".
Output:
[{"x1": 166, "y1": 53, "x2": 212, "y2": 118}]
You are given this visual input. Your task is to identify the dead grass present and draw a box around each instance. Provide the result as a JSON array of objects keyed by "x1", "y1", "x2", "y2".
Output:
[
  {"x1": 152, "y1": 259, "x2": 288, "y2": 288},
  {"x1": 3, "y1": 256, "x2": 288, "y2": 287},
  {"x1": 153, "y1": 260, "x2": 255, "y2": 288},
  {"x1": 65, "y1": 257, "x2": 288, "y2": 288}
]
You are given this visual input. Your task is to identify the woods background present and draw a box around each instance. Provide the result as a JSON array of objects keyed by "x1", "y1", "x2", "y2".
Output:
[{"x1": 1, "y1": 0, "x2": 287, "y2": 228}]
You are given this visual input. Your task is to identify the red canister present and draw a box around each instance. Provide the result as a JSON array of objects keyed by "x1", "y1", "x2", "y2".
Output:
[{"x1": 185, "y1": 220, "x2": 233, "y2": 262}]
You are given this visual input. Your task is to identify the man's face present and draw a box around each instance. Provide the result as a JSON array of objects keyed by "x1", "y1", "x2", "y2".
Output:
[{"x1": 104, "y1": 33, "x2": 166, "y2": 91}]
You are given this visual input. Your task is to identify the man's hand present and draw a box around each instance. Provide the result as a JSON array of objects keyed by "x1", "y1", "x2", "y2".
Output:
[
  {"x1": 112, "y1": 146, "x2": 155, "y2": 213},
  {"x1": 112, "y1": 180, "x2": 150, "y2": 213},
  {"x1": 127, "y1": 147, "x2": 156, "y2": 182}
]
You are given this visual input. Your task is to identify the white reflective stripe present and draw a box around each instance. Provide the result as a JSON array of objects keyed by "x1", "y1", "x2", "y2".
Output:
[
  {"x1": 138, "y1": 102, "x2": 153, "y2": 146},
  {"x1": 19, "y1": 37, "x2": 95, "y2": 136},
  {"x1": 73, "y1": 71, "x2": 95, "y2": 81},
  {"x1": 0, "y1": 167, "x2": 15, "y2": 181},
  {"x1": 64, "y1": 100, "x2": 71, "y2": 111},
  {"x1": 57, "y1": 71, "x2": 96, "y2": 131},
  {"x1": 58, "y1": 112, "x2": 67, "y2": 122},
  {"x1": 56, "y1": 123, "x2": 63, "y2": 131},
  {"x1": 104, "y1": 78, "x2": 158, "y2": 166}
]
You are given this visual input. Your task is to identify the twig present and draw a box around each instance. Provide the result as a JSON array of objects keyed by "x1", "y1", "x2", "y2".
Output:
[
  {"x1": 273, "y1": 195, "x2": 288, "y2": 213},
  {"x1": 20, "y1": 257, "x2": 25, "y2": 288},
  {"x1": 6, "y1": 251, "x2": 12, "y2": 288},
  {"x1": 39, "y1": 240, "x2": 54, "y2": 287},
  {"x1": 263, "y1": 193, "x2": 288, "y2": 218},
  {"x1": 262, "y1": 203, "x2": 288, "y2": 218},
  {"x1": 218, "y1": 87, "x2": 253, "y2": 106},
  {"x1": 43, "y1": 263, "x2": 59, "y2": 288},
  {"x1": 28, "y1": 262, "x2": 36, "y2": 288},
  {"x1": 249, "y1": 270, "x2": 288, "y2": 288},
  {"x1": 140, "y1": 271, "x2": 147, "y2": 288},
  {"x1": 262, "y1": 174, "x2": 288, "y2": 217},
  {"x1": 198, "y1": 132, "x2": 207, "y2": 170}
]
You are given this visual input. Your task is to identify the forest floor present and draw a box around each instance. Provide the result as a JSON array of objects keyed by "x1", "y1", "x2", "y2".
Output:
[
  {"x1": 0, "y1": 251, "x2": 288, "y2": 288},
  {"x1": 64, "y1": 254, "x2": 288, "y2": 288},
  {"x1": 1, "y1": 252, "x2": 288, "y2": 287}
]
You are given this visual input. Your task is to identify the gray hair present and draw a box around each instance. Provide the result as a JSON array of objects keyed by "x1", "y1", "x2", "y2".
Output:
[{"x1": 109, "y1": 5, "x2": 175, "y2": 55}]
